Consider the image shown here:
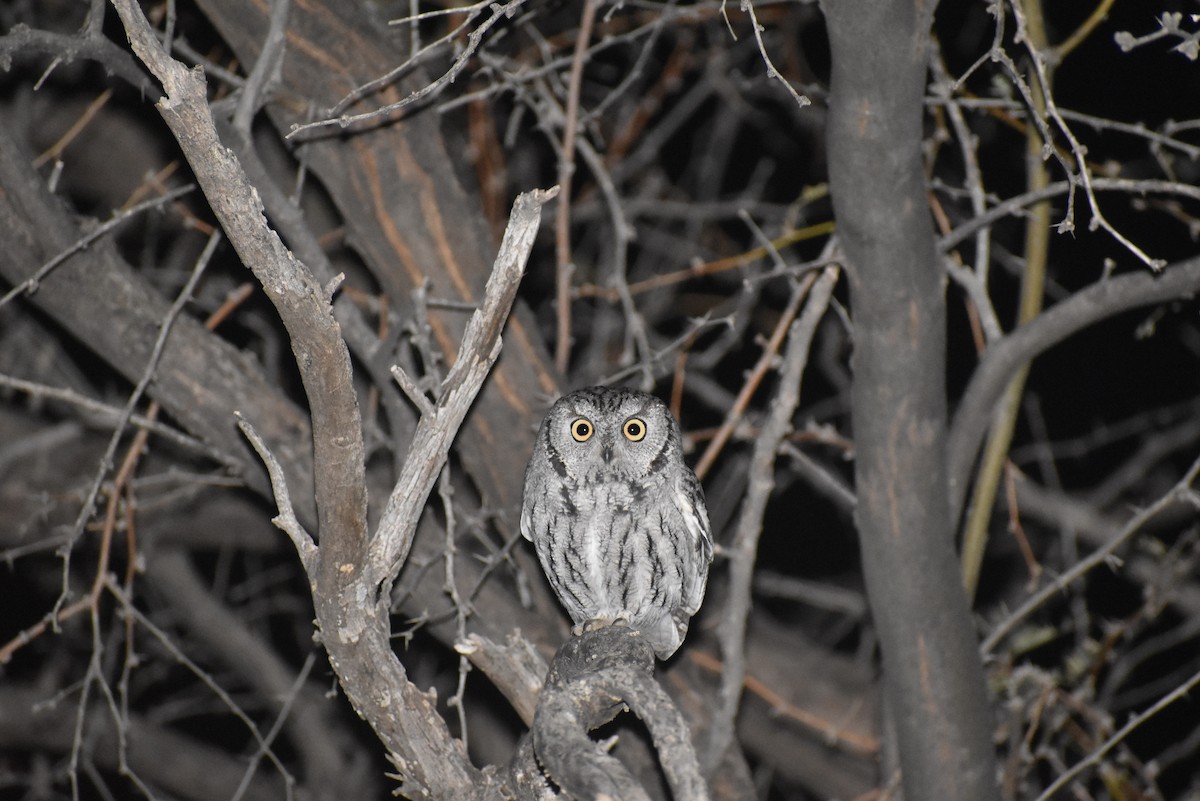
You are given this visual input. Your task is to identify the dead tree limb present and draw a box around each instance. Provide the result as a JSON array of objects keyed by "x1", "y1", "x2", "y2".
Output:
[
  {"x1": 526, "y1": 626, "x2": 709, "y2": 801},
  {"x1": 110, "y1": 0, "x2": 554, "y2": 793}
]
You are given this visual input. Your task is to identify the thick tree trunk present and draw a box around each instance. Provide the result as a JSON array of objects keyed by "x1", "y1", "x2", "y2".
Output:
[{"x1": 821, "y1": 1, "x2": 1000, "y2": 799}]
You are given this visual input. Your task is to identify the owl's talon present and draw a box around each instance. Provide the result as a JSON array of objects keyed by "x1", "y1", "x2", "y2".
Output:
[{"x1": 576, "y1": 616, "x2": 626, "y2": 635}]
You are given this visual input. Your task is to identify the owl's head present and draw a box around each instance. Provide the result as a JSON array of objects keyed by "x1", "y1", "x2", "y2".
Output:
[{"x1": 543, "y1": 386, "x2": 680, "y2": 481}]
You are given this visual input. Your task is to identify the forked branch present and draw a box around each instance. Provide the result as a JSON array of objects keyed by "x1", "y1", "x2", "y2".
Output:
[{"x1": 109, "y1": 0, "x2": 555, "y2": 794}]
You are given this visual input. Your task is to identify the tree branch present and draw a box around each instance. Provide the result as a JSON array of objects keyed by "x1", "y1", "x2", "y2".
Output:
[
  {"x1": 367, "y1": 187, "x2": 558, "y2": 596},
  {"x1": 707, "y1": 264, "x2": 839, "y2": 763},
  {"x1": 528, "y1": 626, "x2": 709, "y2": 801},
  {"x1": 948, "y1": 254, "x2": 1200, "y2": 524},
  {"x1": 106, "y1": 3, "x2": 557, "y2": 797}
]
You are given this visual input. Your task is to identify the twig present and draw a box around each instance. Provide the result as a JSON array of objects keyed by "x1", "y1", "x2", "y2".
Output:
[
  {"x1": 236, "y1": 414, "x2": 316, "y2": 574},
  {"x1": 232, "y1": 0, "x2": 290, "y2": 138},
  {"x1": 553, "y1": 0, "x2": 599, "y2": 375},
  {"x1": 981, "y1": 452, "x2": 1200, "y2": 655},
  {"x1": 1003, "y1": 462, "x2": 1041, "y2": 587},
  {"x1": 930, "y1": 40, "x2": 1001, "y2": 343},
  {"x1": 0, "y1": 185, "x2": 194, "y2": 311},
  {"x1": 692, "y1": 268, "x2": 818, "y2": 480},
  {"x1": 438, "y1": 464, "x2": 472, "y2": 751},
  {"x1": 740, "y1": 0, "x2": 811, "y2": 110},
  {"x1": 706, "y1": 265, "x2": 839, "y2": 763},
  {"x1": 940, "y1": 176, "x2": 1200, "y2": 253},
  {"x1": 390, "y1": 364, "x2": 437, "y2": 417},
  {"x1": 286, "y1": 0, "x2": 525, "y2": 139},
  {"x1": 1007, "y1": 0, "x2": 1165, "y2": 270}
]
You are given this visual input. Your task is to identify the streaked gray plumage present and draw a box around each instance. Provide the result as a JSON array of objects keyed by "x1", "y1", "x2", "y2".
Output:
[{"x1": 520, "y1": 386, "x2": 713, "y2": 659}]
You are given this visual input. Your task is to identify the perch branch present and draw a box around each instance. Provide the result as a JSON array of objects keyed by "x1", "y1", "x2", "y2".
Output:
[{"x1": 529, "y1": 626, "x2": 709, "y2": 801}]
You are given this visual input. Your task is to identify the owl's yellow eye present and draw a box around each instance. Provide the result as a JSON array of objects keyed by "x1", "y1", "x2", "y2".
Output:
[
  {"x1": 623, "y1": 418, "x2": 647, "y2": 442},
  {"x1": 570, "y1": 418, "x2": 594, "y2": 442}
]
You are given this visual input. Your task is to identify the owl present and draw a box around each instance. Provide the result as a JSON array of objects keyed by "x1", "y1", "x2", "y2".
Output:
[{"x1": 521, "y1": 386, "x2": 713, "y2": 660}]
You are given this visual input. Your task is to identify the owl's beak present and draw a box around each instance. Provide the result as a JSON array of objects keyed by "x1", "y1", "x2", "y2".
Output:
[{"x1": 600, "y1": 442, "x2": 614, "y2": 463}]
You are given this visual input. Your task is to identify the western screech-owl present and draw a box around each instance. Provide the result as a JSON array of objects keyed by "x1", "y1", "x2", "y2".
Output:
[{"x1": 521, "y1": 386, "x2": 713, "y2": 659}]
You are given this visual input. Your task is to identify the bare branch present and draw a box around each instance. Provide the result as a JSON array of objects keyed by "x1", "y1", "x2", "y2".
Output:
[
  {"x1": 528, "y1": 626, "x2": 709, "y2": 801},
  {"x1": 707, "y1": 264, "x2": 839, "y2": 762},
  {"x1": 982, "y1": 453, "x2": 1200, "y2": 655},
  {"x1": 236, "y1": 413, "x2": 316, "y2": 574},
  {"x1": 368, "y1": 186, "x2": 557, "y2": 592},
  {"x1": 107, "y1": 1, "x2": 485, "y2": 793},
  {"x1": 948, "y1": 254, "x2": 1200, "y2": 524},
  {"x1": 0, "y1": 185, "x2": 193, "y2": 311}
]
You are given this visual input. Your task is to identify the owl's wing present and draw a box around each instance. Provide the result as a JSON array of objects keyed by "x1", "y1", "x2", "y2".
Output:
[
  {"x1": 519, "y1": 502, "x2": 533, "y2": 542},
  {"x1": 674, "y1": 470, "x2": 713, "y2": 564},
  {"x1": 519, "y1": 440, "x2": 540, "y2": 542},
  {"x1": 519, "y1": 477, "x2": 537, "y2": 542}
]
